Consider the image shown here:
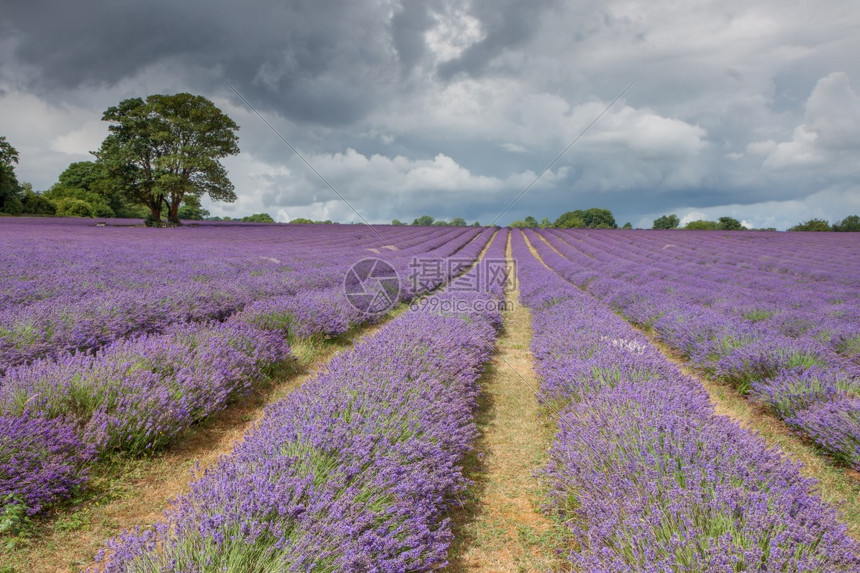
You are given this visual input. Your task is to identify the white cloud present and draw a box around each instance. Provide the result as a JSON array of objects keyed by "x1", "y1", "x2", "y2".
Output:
[
  {"x1": 211, "y1": 147, "x2": 570, "y2": 223},
  {"x1": 500, "y1": 142, "x2": 527, "y2": 153},
  {"x1": 679, "y1": 210, "x2": 708, "y2": 226},
  {"x1": 585, "y1": 103, "x2": 708, "y2": 159},
  {"x1": 425, "y1": 3, "x2": 485, "y2": 64},
  {"x1": 49, "y1": 121, "x2": 108, "y2": 155},
  {"x1": 751, "y1": 72, "x2": 860, "y2": 170},
  {"x1": 0, "y1": 90, "x2": 102, "y2": 188}
]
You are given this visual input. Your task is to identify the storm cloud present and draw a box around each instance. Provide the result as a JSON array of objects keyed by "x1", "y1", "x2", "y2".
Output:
[{"x1": 1, "y1": 0, "x2": 859, "y2": 228}]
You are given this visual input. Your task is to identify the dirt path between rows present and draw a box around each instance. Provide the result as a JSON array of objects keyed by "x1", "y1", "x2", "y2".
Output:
[{"x1": 444, "y1": 233, "x2": 562, "y2": 572}]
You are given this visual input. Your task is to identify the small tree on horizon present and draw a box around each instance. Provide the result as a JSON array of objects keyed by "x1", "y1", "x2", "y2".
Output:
[
  {"x1": 684, "y1": 219, "x2": 719, "y2": 230},
  {"x1": 788, "y1": 218, "x2": 832, "y2": 232},
  {"x1": 554, "y1": 208, "x2": 617, "y2": 229},
  {"x1": 412, "y1": 215, "x2": 434, "y2": 226},
  {"x1": 243, "y1": 213, "x2": 276, "y2": 223},
  {"x1": 717, "y1": 216, "x2": 744, "y2": 230},
  {"x1": 833, "y1": 215, "x2": 860, "y2": 232},
  {"x1": 652, "y1": 214, "x2": 680, "y2": 229}
]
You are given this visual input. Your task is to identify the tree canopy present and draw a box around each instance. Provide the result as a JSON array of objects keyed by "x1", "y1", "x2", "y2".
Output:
[
  {"x1": 45, "y1": 162, "x2": 117, "y2": 218},
  {"x1": 684, "y1": 220, "x2": 718, "y2": 230},
  {"x1": 412, "y1": 215, "x2": 434, "y2": 226},
  {"x1": 19, "y1": 182, "x2": 56, "y2": 215},
  {"x1": 243, "y1": 213, "x2": 276, "y2": 223},
  {"x1": 652, "y1": 214, "x2": 680, "y2": 229},
  {"x1": 717, "y1": 216, "x2": 744, "y2": 230},
  {"x1": 833, "y1": 215, "x2": 860, "y2": 232},
  {"x1": 683, "y1": 217, "x2": 745, "y2": 230},
  {"x1": 0, "y1": 136, "x2": 23, "y2": 214},
  {"x1": 554, "y1": 208, "x2": 617, "y2": 229},
  {"x1": 95, "y1": 93, "x2": 239, "y2": 226},
  {"x1": 788, "y1": 218, "x2": 833, "y2": 232}
]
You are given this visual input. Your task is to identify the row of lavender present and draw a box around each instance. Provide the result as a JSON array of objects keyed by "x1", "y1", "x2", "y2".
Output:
[
  {"x1": 0, "y1": 219, "x2": 448, "y2": 311},
  {"x1": 92, "y1": 231, "x2": 508, "y2": 571},
  {"x1": 0, "y1": 220, "x2": 479, "y2": 370},
  {"x1": 542, "y1": 228, "x2": 860, "y2": 356},
  {"x1": 529, "y1": 228, "x2": 860, "y2": 469},
  {"x1": 511, "y1": 230, "x2": 859, "y2": 570},
  {"x1": 0, "y1": 223, "x2": 493, "y2": 516},
  {"x1": 540, "y1": 228, "x2": 860, "y2": 366}
]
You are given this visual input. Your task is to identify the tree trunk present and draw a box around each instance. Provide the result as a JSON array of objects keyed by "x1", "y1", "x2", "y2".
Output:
[
  {"x1": 167, "y1": 198, "x2": 182, "y2": 227},
  {"x1": 146, "y1": 198, "x2": 163, "y2": 227}
]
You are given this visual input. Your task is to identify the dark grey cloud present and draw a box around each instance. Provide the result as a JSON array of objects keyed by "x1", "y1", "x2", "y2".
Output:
[
  {"x1": 3, "y1": 0, "x2": 403, "y2": 124},
  {"x1": 2, "y1": 0, "x2": 860, "y2": 229},
  {"x1": 390, "y1": 0, "x2": 435, "y2": 75},
  {"x1": 3, "y1": 1, "x2": 223, "y2": 88}
]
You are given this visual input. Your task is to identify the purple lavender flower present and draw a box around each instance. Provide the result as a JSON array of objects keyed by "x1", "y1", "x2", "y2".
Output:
[{"x1": 0, "y1": 414, "x2": 95, "y2": 514}]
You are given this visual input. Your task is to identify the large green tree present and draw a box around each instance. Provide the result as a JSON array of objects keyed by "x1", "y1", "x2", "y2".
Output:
[
  {"x1": 96, "y1": 93, "x2": 239, "y2": 226},
  {"x1": 0, "y1": 136, "x2": 23, "y2": 214}
]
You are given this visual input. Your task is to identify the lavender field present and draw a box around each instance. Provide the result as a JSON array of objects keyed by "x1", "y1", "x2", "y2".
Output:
[{"x1": 1, "y1": 219, "x2": 858, "y2": 571}]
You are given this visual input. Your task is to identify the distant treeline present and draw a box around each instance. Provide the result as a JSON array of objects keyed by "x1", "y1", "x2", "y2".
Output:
[
  {"x1": 400, "y1": 208, "x2": 625, "y2": 229},
  {"x1": 651, "y1": 213, "x2": 860, "y2": 232},
  {"x1": 787, "y1": 216, "x2": 860, "y2": 232}
]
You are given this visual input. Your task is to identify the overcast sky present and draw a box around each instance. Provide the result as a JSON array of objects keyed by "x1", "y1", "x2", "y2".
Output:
[{"x1": 2, "y1": 0, "x2": 859, "y2": 228}]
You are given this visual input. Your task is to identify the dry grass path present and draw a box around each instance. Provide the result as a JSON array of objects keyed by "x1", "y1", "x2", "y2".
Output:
[{"x1": 444, "y1": 236, "x2": 563, "y2": 572}]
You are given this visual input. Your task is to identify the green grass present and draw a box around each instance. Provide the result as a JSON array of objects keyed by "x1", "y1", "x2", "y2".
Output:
[{"x1": 742, "y1": 309, "x2": 774, "y2": 323}]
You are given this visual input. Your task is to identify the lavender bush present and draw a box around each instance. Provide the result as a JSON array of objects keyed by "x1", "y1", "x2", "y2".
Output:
[
  {"x1": 93, "y1": 236, "x2": 505, "y2": 570},
  {"x1": 0, "y1": 414, "x2": 94, "y2": 515},
  {"x1": 1, "y1": 321, "x2": 289, "y2": 456},
  {"x1": 512, "y1": 229, "x2": 860, "y2": 570},
  {"x1": 527, "y1": 227, "x2": 860, "y2": 468},
  {"x1": 0, "y1": 220, "x2": 495, "y2": 519},
  {"x1": 0, "y1": 220, "x2": 486, "y2": 370}
]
